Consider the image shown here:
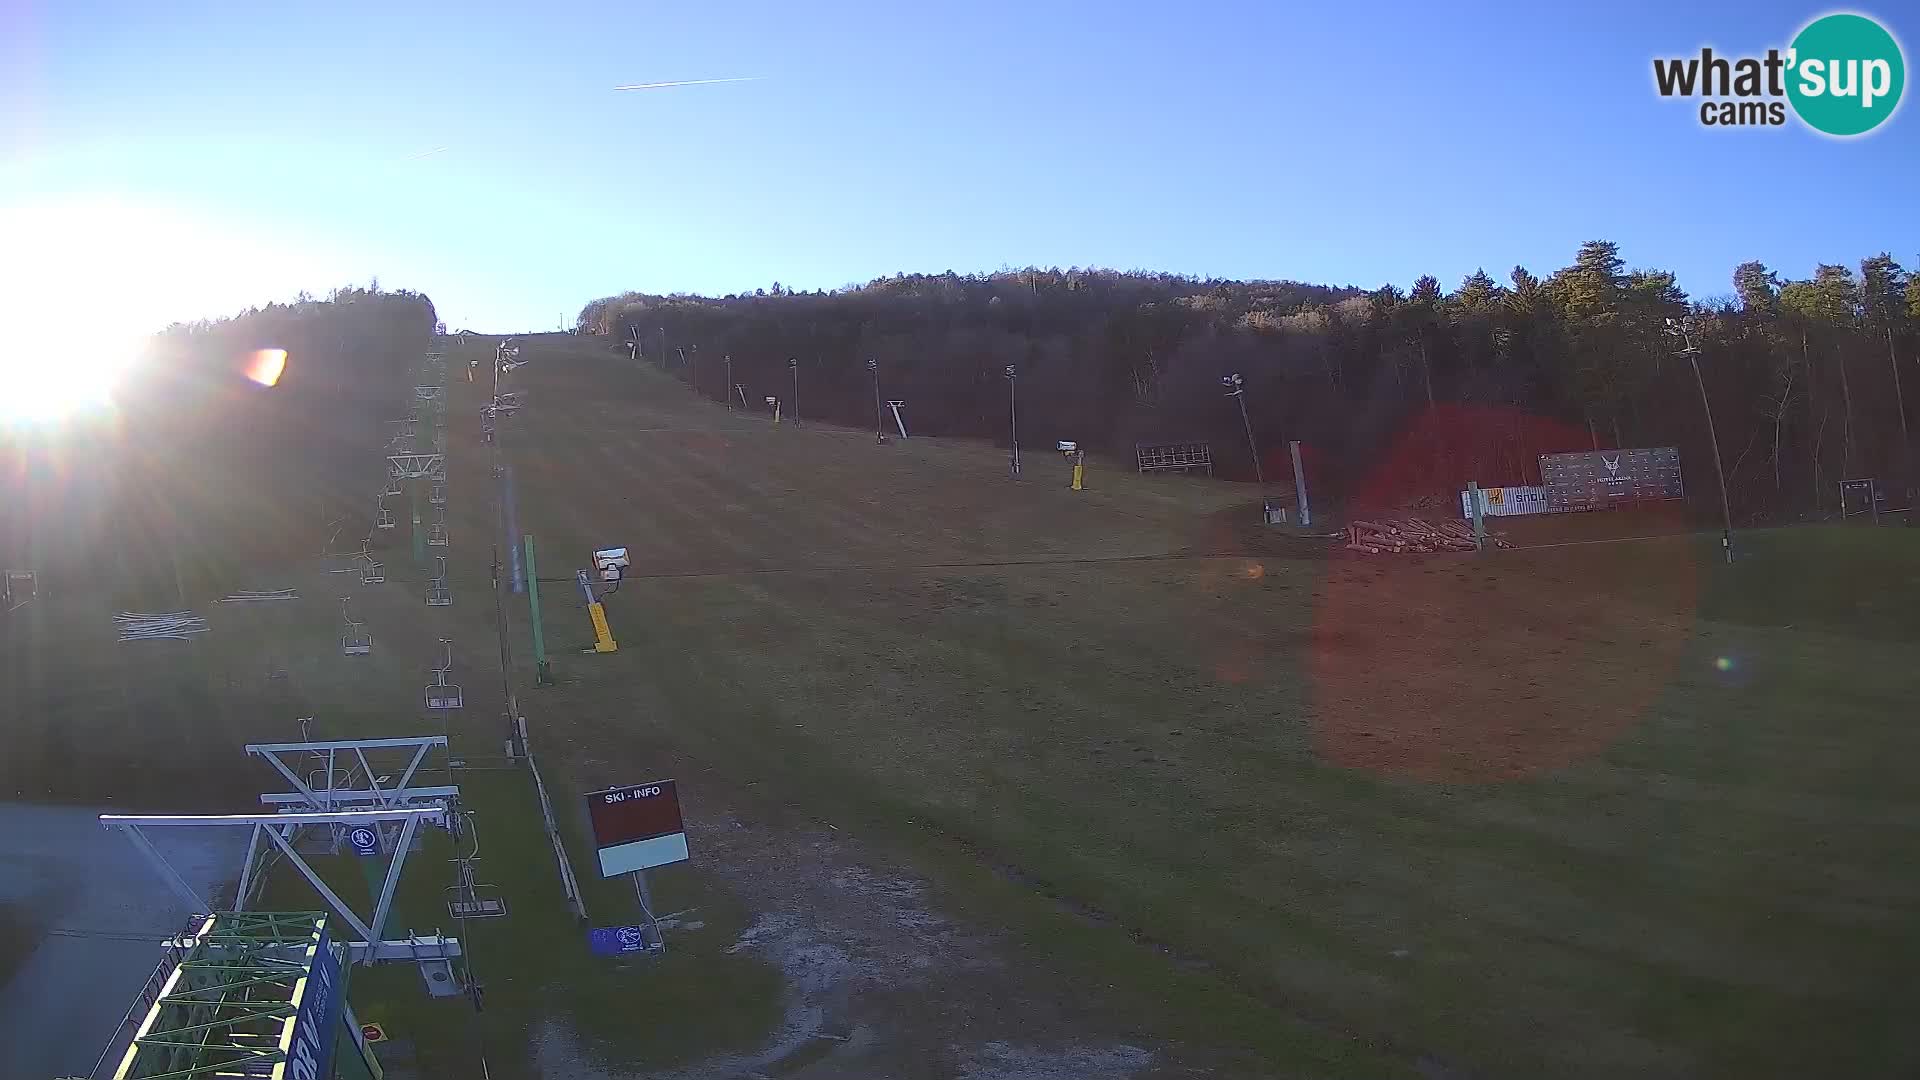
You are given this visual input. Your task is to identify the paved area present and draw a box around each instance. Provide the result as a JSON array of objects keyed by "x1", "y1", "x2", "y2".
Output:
[{"x1": 0, "y1": 803, "x2": 243, "y2": 1079}]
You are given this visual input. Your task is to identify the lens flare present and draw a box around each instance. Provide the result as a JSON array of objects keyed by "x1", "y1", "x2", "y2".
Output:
[{"x1": 244, "y1": 349, "x2": 288, "y2": 387}]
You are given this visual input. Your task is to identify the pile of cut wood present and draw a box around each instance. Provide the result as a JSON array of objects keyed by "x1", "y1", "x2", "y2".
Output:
[{"x1": 1344, "y1": 517, "x2": 1512, "y2": 555}]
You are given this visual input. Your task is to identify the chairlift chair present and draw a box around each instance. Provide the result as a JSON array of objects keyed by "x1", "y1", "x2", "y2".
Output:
[
  {"x1": 427, "y1": 558, "x2": 452, "y2": 607},
  {"x1": 375, "y1": 501, "x2": 396, "y2": 530},
  {"x1": 445, "y1": 812, "x2": 509, "y2": 918},
  {"x1": 340, "y1": 598, "x2": 372, "y2": 656},
  {"x1": 430, "y1": 481, "x2": 447, "y2": 506},
  {"x1": 3, "y1": 569, "x2": 37, "y2": 612},
  {"x1": 359, "y1": 555, "x2": 386, "y2": 584},
  {"x1": 425, "y1": 639, "x2": 463, "y2": 709}
]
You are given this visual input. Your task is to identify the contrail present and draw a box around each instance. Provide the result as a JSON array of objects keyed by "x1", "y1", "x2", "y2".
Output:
[
  {"x1": 406, "y1": 146, "x2": 450, "y2": 160},
  {"x1": 614, "y1": 77, "x2": 764, "y2": 91}
]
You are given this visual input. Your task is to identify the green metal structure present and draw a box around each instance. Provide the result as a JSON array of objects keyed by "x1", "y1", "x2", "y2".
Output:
[{"x1": 112, "y1": 911, "x2": 343, "y2": 1080}]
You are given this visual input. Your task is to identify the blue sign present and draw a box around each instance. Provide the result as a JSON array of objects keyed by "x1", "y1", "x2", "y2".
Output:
[
  {"x1": 287, "y1": 922, "x2": 343, "y2": 1080},
  {"x1": 588, "y1": 925, "x2": 652, "y2": 957},
  {"x1": 346, "y1": 824, "x2": 381, "y2": 858}
]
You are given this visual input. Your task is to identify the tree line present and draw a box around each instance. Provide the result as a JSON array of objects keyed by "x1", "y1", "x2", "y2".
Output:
[{"x1": 578, "y1": 244, "x2": 1917, "y2": 522}]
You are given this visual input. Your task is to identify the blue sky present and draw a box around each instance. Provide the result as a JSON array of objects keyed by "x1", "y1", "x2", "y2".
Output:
[{"x1": 2, "y1": 0, "x2": 1914, "y2": 333}]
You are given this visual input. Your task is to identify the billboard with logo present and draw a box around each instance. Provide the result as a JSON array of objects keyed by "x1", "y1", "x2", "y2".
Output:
[{"x1": 1539, "y1": 448, "x2": 1684, "y2": 512}]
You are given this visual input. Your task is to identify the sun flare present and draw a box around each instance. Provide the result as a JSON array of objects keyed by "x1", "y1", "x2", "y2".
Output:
[{"x1": 0, "y1": 197, "x2": 311, "y2": 423}]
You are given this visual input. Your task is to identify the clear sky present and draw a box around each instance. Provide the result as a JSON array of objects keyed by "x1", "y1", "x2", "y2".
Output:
[{"x1": 2, "y1": 0, "x2": 1914, "y2": 335}]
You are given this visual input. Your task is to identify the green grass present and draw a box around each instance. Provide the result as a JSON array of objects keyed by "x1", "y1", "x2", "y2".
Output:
[
  {"x1": 8, "y1": 331, "x2": 1918, "y2": 1077},
  {"x1": 490, "y1": 338, "x2": 1920, "y2": 1079}
]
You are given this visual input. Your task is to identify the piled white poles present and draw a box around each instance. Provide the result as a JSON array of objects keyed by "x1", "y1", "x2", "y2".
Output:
[
  {"x1": 117, "y1": 611, "x2": 209, "y2": 641},
  {"x1": 218, "y1": 589, "x2": 298, "y2": 603}
]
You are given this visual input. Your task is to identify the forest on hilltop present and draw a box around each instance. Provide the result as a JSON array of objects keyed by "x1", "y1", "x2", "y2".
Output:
[{"x1": 579, "y1": 244, "x2": 1918, "y2": 522}]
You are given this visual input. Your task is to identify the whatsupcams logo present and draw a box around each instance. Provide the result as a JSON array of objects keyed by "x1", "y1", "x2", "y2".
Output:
[{"x1": 1653, "y1": 12, "x2": 1905, "y2": 135}]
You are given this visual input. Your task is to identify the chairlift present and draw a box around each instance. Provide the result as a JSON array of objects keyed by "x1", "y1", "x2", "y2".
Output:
[
  {"x1": 430, "y1": 482, "x2": 447, "y2": 506},
  {"x1": 445, "y1": 812, "x2": 509, "y2": 918},
  {"x1": 425, "y1": 638, "x2": 463, "y2": 709},
  {"x1": 428, "y1": 522, "x2": 448, "y2": 547},
  {"x1": 427, "y1": 558, "x2": 452, "y2": 607},
  {"x1": 375, "y1": 502, "x2": 396, "y2": 530},
  {"x1": 383, "y1": 478, "x2": 403, "y2": 498},
  {"x1": 3, "y1": 569, "x2": 37, "y2": 613},
  {"x1": 340, "y1": 598, "x2": 372, "y2": 656},
  {"x1": 359, "y1": 555, "x2": 386, "y2": 584}
]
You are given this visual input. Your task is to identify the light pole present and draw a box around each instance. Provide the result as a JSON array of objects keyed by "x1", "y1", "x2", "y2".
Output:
[
  {"x1": 1004, "y1": 364, "x2": 1021, "y2": 477},
  {"x1": 1670, "y1": 319, "x2": 1734, "y2": 563},
  {"x1": 658, "y1": 327, "x2": 666, "y2": 367},
  {"x1": 1221, "y1": 373, "x2": 1265, "y2": 488},
  {"x1": 867, "y1": 358, "x2": 883, "y2": 442},
  {"x1": 789, "y1": 358, "x2": 800, "y2": 425},
  {"x1": 724, "y1": 354, "x2": 734, "y2": 410},
  {"x1": 689, "y1": 344, "x2": 699, "y2": 398}
]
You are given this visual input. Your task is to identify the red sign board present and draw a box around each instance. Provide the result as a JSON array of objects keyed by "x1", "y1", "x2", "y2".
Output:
[{"x1": 584, "y1": 780, "x2": 688, "y2": 877}]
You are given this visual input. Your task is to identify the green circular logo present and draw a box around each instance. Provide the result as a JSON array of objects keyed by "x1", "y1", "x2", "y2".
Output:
[{"x1": 1786, "y1": 13, "x2": 1905, "y2": 136}]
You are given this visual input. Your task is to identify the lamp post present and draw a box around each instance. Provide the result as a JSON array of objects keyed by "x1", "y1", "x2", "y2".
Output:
[
  {"x1": 1004, "y1": 364, "x2": 1021, "y2": 477},
  {"x1": 1670, "y1": 319, "x2": 1734, "y2": 563},
  {"x1": 789, "y1": 358, "x2": 800, "y2": 425},
  {"x1": 724, "y1": 354, "x2": 734, "y2": 410},
  {"x1": 1221, "y1": 373, "x2": 1265, "y2": 487},
  {"x1": 690, "y1": 344, "x2": 699, "y2": 398},
  {"x1": 867, "y1": 358, "x2": 883, "y2": 442}
]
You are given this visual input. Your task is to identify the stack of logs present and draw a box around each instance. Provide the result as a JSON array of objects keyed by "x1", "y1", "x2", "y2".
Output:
[{"x1": 1345, "y1": 517, "x2": 1513, "y2": 554}]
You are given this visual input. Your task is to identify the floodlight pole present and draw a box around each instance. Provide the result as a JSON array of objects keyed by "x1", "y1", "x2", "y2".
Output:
[
  {"x1": 789, "y1": 358, "x2": 800, "y2": 426},
  {"x1": 1222, "y1": 373, "x2": 1264, "y2": 487},
  {"x1": 868, "y1": 358, "x2": 883, "y2": 441},
  {"x1": 1004, "y1": 365, "x2": 1021, "y2": 477},
  {"x1": 1678, "y1": 327, "x2": 1734, "y2": 564}
]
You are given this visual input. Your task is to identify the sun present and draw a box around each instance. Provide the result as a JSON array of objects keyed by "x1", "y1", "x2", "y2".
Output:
[
  {"x1": 0, "y1": 197, "x2": 263, "y2": 424},
  {"x1": 0, "y1": 325, "x2": 144, "y2": 423}
]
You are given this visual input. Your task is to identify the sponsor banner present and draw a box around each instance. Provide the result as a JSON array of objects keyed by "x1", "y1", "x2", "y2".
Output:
[
  {"x1": 1459, "y1": 485, "x2": 1552, "y2": 519},
  {"x1": 1540, "y1": 448, "x2": 1684, "y2": 512}
]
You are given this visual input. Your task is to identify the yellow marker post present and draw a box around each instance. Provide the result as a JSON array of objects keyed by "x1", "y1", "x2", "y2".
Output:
[
  {"x1": 1071, "y1": 450, "x2": 1085, "y2": 491},
  {"x1": 588, "y1": 601, "x2": 618, "y2": 653}
]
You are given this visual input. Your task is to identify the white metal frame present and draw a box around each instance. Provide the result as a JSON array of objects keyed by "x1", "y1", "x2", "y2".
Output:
[
  {"x1": 387, "y1": 453, "x2": 446, "y2": 480},
  {"x1": 100, "y1": 807, "x2": 456, "y2": 963},
  {"x1": 886, "y1": 400, "x2": 909, "y2": 439}
]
